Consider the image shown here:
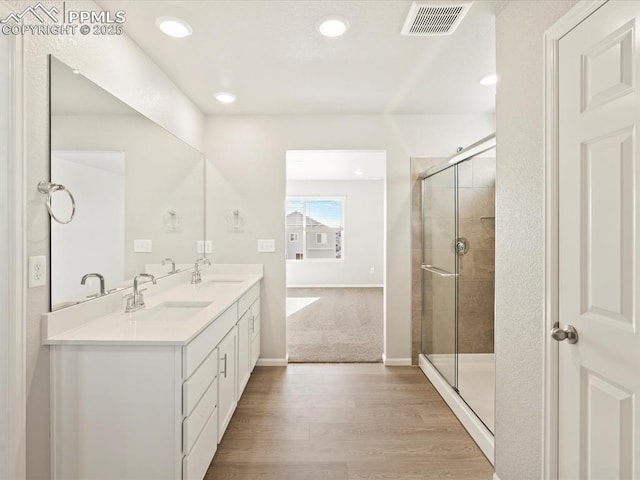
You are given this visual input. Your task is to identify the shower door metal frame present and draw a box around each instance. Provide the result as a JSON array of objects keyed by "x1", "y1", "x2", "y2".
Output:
[{"x1": 419, "y1": 134, "x2": 497, "y2": 181}]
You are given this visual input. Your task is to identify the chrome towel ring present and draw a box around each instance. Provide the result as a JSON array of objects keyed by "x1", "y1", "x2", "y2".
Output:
[{"x1": 37, "y1": 181, "x2": 76, "y2": 224}]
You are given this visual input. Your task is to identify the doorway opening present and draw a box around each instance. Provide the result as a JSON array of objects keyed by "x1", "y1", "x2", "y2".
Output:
[{"x1": 285, "y1": 150, "x2": 386, "y2": 362}]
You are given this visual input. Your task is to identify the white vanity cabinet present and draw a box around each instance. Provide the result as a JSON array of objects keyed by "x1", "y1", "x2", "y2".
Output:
[
  {"x1": 49, "y1": 278, "x2": 262, "y2": 480},
  {"x1": 216, "y1": 327, "x2": 237, "y2": 442},
  {"x1": 237, "y1": 309, "x2": 251, "y2": 396},
  {"x1": 250, "y1": 296, "x2": 261, "y2": 371},
  {"x1": 237, "y1": 282, "x2": 260, "y2": 396}
]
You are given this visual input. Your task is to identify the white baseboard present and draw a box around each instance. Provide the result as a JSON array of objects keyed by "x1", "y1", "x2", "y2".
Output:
[
  {"x1": 419, "y1": 354, "x2": 495, "y2": 465},
  {"x1": 493, "y1": 473, "x2": 501, "y2": 480},
  {"x1": 286, "y1": 284, "x2": 384, "y2": 288},
  {"x1": 382, "y1": 354, "x2": 411, "y2": 366},
  {"x1": 256, "y1": 356, "x2": 289, "y2": 367}
]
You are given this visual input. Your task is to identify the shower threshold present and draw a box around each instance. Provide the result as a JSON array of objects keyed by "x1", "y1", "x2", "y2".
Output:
[{"x1": 418, "y1": 353, "x2": 495, "y2": 465}]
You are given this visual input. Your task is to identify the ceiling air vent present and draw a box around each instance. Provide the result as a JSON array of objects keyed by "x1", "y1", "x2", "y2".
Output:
[{"x1": 401, "y1": 2, "x2": 472, "y2": 36}]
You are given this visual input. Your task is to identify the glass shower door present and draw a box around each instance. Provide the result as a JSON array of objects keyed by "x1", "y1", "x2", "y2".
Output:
[
  {"x1": 421, "y1": 167, "x2": 457, "y2": 388},
  {"x1": 456, "y1": 155, "x2": 496, "y2": 433}
]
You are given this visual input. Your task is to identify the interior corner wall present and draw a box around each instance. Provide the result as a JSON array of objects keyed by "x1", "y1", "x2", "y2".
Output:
[
  {"x1": 15, "y1": 1, "x2": 205, "y2": 477},
  {"x1": 286, "y1": 179, "x2": 384, "y2": 287},
  {"x1": 494, "y1": 1, "x2": 576, "y2": 479},
  {"x1": 204, "y1": 114, "x2": 495, "y2": 364}
]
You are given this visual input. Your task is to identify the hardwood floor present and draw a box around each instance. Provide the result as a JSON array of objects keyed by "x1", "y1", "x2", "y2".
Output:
[{"x1": 206, "y1": 364, "x2": 494, "y2": 480}]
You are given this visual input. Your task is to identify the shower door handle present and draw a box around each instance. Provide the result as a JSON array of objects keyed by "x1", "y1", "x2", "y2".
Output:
[
  {"x1": 421, "y1": 264, "x2": 458, "y2": 277},
  {"x1": 550, "y1": 323, "x2": 578, "y2": 344}
]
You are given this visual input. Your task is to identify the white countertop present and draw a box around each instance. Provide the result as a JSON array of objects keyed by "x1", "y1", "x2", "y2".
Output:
[{"x1": 43, "y1": 272, "x2": 262, "y2": 346}]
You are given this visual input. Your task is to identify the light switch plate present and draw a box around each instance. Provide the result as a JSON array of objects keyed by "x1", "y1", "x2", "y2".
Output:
[
  {"x1": 257, "y1": 239, "x2": 275, "y2": 253},
  {"x1": 134, "y1": 239, "x2": 152, "y2": 253},
  {"x1": 197, "y1": 240, "x2": 213, "y2": 254},
  {"x1": 28, "y1": 255, "x2": 46, "y2": 288}
]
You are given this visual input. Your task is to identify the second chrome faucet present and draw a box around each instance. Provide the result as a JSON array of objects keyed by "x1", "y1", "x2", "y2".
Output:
[
  {"x1": 125, "y1": 273, "x2": 156, "y2": 313},
  {"x1": 192, "y1": 258, "x2": 212, "y2": 284}
]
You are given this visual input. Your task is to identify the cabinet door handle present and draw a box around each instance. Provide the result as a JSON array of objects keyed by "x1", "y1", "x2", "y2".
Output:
[
  {"x1": 250, "y1": 316, "x2": 254, "y2": 332},
  {"x1": 221, "y1": 353, "x2": 227, "y2": 378}
]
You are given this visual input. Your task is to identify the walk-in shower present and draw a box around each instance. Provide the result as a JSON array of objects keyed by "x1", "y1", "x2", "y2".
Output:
[{"x1": 418, "y1": 134, "x2": 496, "y2": 462}]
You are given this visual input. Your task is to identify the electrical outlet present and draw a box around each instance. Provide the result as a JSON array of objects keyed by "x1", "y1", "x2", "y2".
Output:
[
  {"x1": 369, "y1": 267, "x2": 375, "y2": 274},
  {"x1": 29, "y1": 255, "x2": 46, "y2": 288}
]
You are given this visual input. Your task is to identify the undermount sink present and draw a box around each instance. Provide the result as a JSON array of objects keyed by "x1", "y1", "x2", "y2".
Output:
[
  {"x1": 203, "y1": 279, "x2": 244, "y2": 286},
  {"x1": 132, "y1": 301, "x2": 212, "y2": 322}
]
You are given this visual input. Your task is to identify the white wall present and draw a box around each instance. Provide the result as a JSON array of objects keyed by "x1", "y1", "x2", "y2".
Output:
[
  {"x1": 205, "y1": 114, "x2": 494, "y2": 363},
  {"x1": 286, "y1": 180, "x2": 384, "y2": 287},
  {"x1": 494, "y1": 1, "x2": 576, "y2": 479},
  {"x1": 12, "y1": 0, "x2": 205, "y2": 477}
]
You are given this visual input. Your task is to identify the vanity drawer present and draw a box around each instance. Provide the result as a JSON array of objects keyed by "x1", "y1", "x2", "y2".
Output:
[
  {"x1": 182, "y1": 406, "x2": 218, "y2": 480},
  {"x1": 183, "y1": 305, "x2": 237, "y2": 378},
  {"x1": 183, "y1": 348, "x2": 217, "y2": 417},
  {"x1": 183, "y1": 376, "x2": 218, "y2": 455},
  {"x1": 238, "y1": 283, "x2": 259, "y2": 316}
]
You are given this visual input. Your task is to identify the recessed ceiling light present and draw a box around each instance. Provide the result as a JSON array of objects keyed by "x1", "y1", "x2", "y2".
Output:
[
  {"x1": 72, "y1": 68, "x2": 80, "y2": 75},
  {"x1": 354, "y1": 168, "x2": 364, "y2": 176},
  {"x1": 215, "y1": 92, "x2": 236, "y2": 104},
  {"x1": 480, "y1": 74, "x2": 498, "y2": 86},
  {"x1": 156, "y1": 16, "x2": 192, "y2": 38},
  {"x1": 317, "y1": 17, "x2": 349, "y2": 37}
]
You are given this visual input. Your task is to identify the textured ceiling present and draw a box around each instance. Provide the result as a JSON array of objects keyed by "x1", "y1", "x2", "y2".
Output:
[{"x1": 99, "y1": 1, "x2": 503, "y2": 115}]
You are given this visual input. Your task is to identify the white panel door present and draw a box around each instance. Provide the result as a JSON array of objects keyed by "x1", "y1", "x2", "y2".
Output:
[{"x1": 558, "y1": 1, "x2": 640, "y2": 478}]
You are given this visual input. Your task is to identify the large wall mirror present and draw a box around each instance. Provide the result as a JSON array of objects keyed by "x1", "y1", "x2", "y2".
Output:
[{"x1": 49, "y1": 56, "x2": 205, "y2": 311}]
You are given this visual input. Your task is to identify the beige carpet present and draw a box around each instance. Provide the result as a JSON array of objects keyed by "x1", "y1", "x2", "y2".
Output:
[{"x1": 286, "y1": 287, "x2": 383, "y2": 363}]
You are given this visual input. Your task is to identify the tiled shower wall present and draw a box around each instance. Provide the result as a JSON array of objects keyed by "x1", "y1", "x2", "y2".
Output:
[
  {"x1": 411, "y1": 157, "x2": 496, "y2": 365},
  {"x1": 457, "y1": 157, "x2": 495, "y2": 354}
]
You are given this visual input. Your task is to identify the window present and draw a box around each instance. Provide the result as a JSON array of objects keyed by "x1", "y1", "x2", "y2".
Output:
[{"x1": 286, "y1": 197, "x2": 344, "y2": 261}]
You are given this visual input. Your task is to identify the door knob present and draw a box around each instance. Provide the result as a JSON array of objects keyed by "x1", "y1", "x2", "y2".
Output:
[{"x1": 551, "y1": 323, "x2": 578, "y2": 344}]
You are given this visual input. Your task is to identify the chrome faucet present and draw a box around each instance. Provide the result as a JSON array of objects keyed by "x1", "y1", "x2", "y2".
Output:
[
  {"x1": 81, "y1": 273, "x2": 106, "y2": 297},
  {"x1": 162, "y1": 257, "x2": 177, "y2": 274},
  {"x1": 125, "y1": 273, "x2": 157, "y2": 313},
  {"x1": 191, "y1": 258, "x2": 212, "y2": 284}
]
